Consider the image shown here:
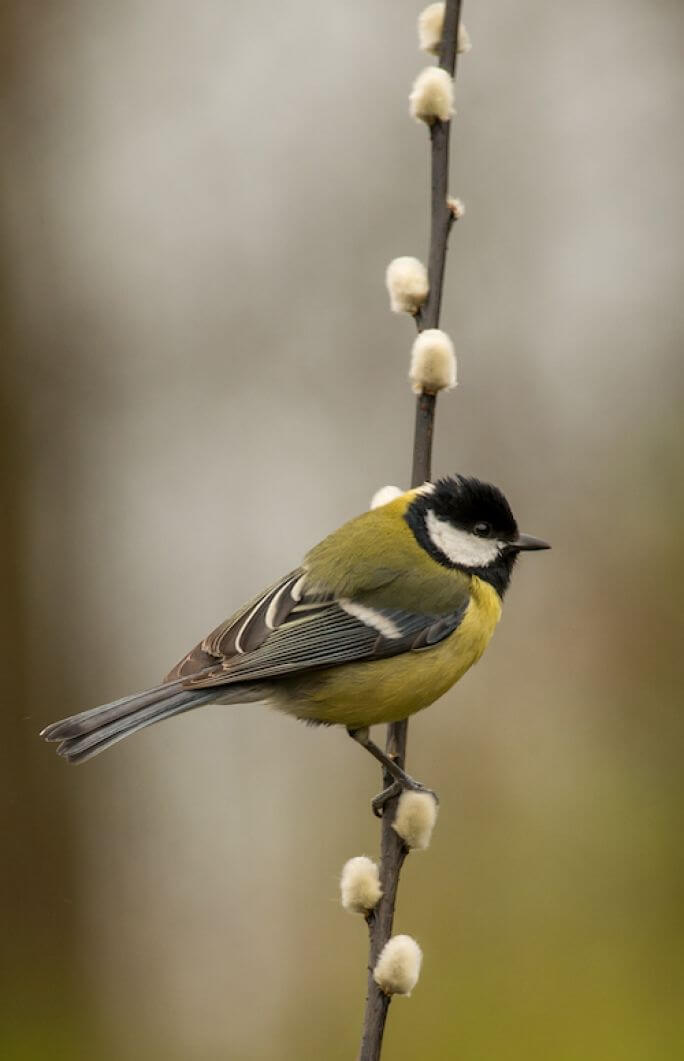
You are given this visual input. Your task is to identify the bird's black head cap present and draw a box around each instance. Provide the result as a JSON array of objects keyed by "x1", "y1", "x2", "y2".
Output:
[{"x1": 406, "y1": 475, "x2": 522, "y2": 597}]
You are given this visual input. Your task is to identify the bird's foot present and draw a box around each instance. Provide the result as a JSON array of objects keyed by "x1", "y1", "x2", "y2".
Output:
[
  {"x1": 347, "y1": 726, "x2": 439, "y2": 818},
  {"x1": 371, "y1": 777, "x2": 439, "y2": 819},
  {"x1": 371, "y1": 780, "x2": 402, "y2": 817}
]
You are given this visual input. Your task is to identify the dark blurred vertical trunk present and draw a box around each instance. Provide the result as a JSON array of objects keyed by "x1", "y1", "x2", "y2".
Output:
[{"x1": 0, "y1": 6, "x2": 87, "y2": 1053}]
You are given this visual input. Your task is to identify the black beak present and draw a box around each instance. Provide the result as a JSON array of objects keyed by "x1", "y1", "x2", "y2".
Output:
[{"x1": 512, "y1": 533, "x2": 551, "y2": 552}]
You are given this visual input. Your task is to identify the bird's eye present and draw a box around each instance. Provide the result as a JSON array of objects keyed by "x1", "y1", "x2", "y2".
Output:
[{"x1": 473, "y1": 522, "x2": 492, "y2": 537}]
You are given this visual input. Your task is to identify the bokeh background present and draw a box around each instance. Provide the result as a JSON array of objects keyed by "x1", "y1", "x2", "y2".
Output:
[{"x1": 2, "y1": 1, "x2": 683, "y2": 1058}]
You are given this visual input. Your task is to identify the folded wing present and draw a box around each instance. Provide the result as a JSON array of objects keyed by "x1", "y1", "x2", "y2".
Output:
[
  {"x1": 165, "y1": 569, "x2": 309, "y2": 680},
  {"x1": 184, "y1": 591, "x2": 469, "y2": 688}
]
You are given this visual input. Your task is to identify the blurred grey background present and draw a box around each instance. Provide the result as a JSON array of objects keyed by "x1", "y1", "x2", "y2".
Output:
[{"x1": 2, "y1": 1, "x2": 683, "y2": 1058}]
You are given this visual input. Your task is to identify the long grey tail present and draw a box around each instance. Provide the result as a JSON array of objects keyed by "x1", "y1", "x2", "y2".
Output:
[{"x1": 40, "y1": 679, "x2": 221, "y2": 764}]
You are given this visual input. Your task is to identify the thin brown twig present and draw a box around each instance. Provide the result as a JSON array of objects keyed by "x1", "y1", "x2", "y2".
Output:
[{"x1": 357, "y1": 3, "x2": 463, "y2": 1058}]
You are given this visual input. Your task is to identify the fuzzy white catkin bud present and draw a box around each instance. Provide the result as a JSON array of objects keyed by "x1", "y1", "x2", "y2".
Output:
[
  {"x1": 340, "y1": 856, "x2": 382, "y2": 914},
  {"x1": 385, "y1": 256, "x2": 429, "y2": 315},
  {"x1": 417, "y1": 5, "x2": 471, "y2": 57},
  {"x1": 447, "y1": 196, "x2": 465, "y2": 220},
  {"x1": 409, "y1": 67, "x2": 454, "y2": 124},
  {"x1": 370, "y1": 485, "x2": 403, "y2": 510},
  {"x1": 409, "y1": 329, "x2": 457, "y2": 395},
  {"x1": 418, "y1": 3, "x2": 443, "y2": 54},
  {"x1": 393, "y1": 791, "x2": 439, "y2": 850},
  {"x1": 373, "y1": 935, "x2": 423, "y2": 996}
]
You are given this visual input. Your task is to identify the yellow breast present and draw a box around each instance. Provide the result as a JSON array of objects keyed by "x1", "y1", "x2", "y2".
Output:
[{"x1": 272, "y1": 576, "x2": 502, "y2": 728}]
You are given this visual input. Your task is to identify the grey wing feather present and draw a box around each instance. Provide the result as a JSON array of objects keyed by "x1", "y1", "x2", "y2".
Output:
[
  {"x1": 165, "y1": 569, "x2": 309, "y2": 680},
  {"x1": 185, "y1": 599, "x2": 469, "y2": 688}
]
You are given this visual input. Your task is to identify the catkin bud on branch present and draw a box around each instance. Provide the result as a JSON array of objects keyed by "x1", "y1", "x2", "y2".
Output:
[
  {"x1": 340, "y1": 856, "x2": 382, "y2": 914},
  {"x1": 370, "y1": 485, "x2": 403, "y2": 510},
  {"x1": 417, "y1": 3, "x2": 444, "y2": 55},
  {"x1": 417, "y1": 4, "x2": 472, "y2": 57},
  {"x1": 385, "y1": 257, "x2": 429, "y2": 315},
  {"x1": 458, "y1": 24, "x2": 472, "y2": 54},
  {"x1": 392, "y1": 791, "x2": 439, "y2": 850},
  {"x1": 447, "y1": 196, "x2": 465, "y2": 220},
  {"x1": 409, "y1": 329, "x2": 457, "y2": 394},
  {"x1": 373, "y1": 935, "x2": 423, "y2": 996},
  {"x1": 409, "y1": 67, "x2": 454, "y2": 124}
]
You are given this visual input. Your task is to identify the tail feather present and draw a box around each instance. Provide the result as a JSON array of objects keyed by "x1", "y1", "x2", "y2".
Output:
[
  {"x1": 41, "y1": 676, "x2": 272, "y2": 763},
  {"x1": 40, "y1": 679, "x2": 188, "y2": 742},
  {"x1": 55, "y1": 689, "x2": 218, "y2": 764}
]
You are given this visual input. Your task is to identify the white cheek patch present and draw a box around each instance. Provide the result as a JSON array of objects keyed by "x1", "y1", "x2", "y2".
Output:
[{"x1": 425, "y1": 510, "x2": 502, "y2": 568}]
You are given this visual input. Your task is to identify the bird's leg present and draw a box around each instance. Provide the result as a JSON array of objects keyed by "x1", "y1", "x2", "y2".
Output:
[
  {"x1": 347, "y1": 727, "x2": 439, "y2": 818},
  {"x1": 370, "y1": 782, "x2": 403, "y2": 819}
]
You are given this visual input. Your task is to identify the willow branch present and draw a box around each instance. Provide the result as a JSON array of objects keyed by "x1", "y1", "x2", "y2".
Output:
[{"x1": 357, "y1": 3, "x2": 464, "y2": 1059}]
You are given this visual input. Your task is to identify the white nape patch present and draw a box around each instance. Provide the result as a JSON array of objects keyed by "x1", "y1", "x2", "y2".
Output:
[
  {"x1": 370, "y1": 484, "x2": 403, "y2": 509},
  {"x1": 414, "y1": 482, "x2": 435, "y2": 496},
  {"x1": 340, "y1": 600, "x2": 402, "y2": 640},
  {"x1": 425, "y1": 509, "x2": 502, "y2": 568}
]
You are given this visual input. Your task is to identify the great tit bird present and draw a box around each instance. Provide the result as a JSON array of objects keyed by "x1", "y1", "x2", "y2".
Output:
[{"x1": 41, "y1": 475, "x2": 549, "y2": 796}]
